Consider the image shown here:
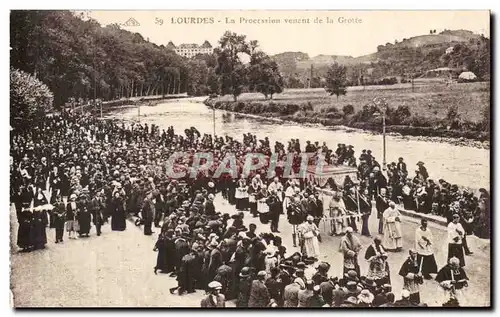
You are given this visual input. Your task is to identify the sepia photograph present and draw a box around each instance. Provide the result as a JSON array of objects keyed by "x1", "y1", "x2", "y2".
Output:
[{"x1": 9, "y1": 10, "x2": 490, "y2": 308}]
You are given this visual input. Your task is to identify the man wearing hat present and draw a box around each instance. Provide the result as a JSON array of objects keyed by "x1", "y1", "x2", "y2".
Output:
[
  {"x1": 283, "y1": 279, "x2": 301, "y2": 307},
  {"x1": 312, "y1": 262, "x2": 331, "y2": 285},
  {"x1": 52, "y1": 195, "x2": 66, "y2": 243},
  {"x1": 248, "y1": 271, "x2": 270, "y2": 307},
  {"x1": 307, "y1": 285, "x2": 326, "y2": 307},
  {"x1": 65, "y1": 193, "x2": 79, "y2": 239},
  {"x1": 297, "y1": 280, "x2": 315, "y2": 307},
  {"x1": 416, "y1": 161, "x2": 429, "y2": 180},
  {"x1": 236, "y1": 267, "x2": 252, "y2": 307},
  {"x1": 207, "y1": 240, "x2": 223, "y2": 283},
  {"x1": 141, "y1": 191, "x2": 155, "y2": 235},
  {"x1": 200, "y1": 281, "x2": 226, "y2": 308},
  {"x1": 357, "y1": 289, "x2": 374, "y2": 307},
  {"x1": 265, "y1": 267, "x2": 281, "y2": 305}
]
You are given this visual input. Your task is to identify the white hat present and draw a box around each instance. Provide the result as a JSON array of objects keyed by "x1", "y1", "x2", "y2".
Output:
[
  {"x1": 306, "y1": 215, "x2": 314, "y2": 221},
  {"x1": 401, "y1": 289, "x2": 410, "y2": 298},
  {"x1": 208, "y1": 281, "x2": 222, "y2": 290},
  {"x1": 208, "y1": 182, "x2": 215, "y2": 188},
  {"x1": 345, "y1": 226, "x2": 354, "y2": 233},
  {"x1": 358, "y1": 289, "x2": 374, "y2": 304}
]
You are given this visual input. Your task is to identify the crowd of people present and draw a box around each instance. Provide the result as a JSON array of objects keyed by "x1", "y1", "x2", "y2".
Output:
[{"x1": 10, "y1": 109, "x2": 487, "y2": 307}]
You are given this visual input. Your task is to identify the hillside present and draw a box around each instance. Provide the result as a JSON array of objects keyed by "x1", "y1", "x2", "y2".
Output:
[{"x1": 273, "y1": 29, "x2": 490, "y2": 88}]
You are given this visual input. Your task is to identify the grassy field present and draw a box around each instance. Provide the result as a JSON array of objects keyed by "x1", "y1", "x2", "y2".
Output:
[{"x1": 216, "y1": 81, "x2": 489, "y2": 123}]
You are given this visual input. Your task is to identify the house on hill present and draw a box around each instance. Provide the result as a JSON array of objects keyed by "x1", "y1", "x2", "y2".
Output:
[
  {"x1": 166, "y1": 41, "x2": 214, "y2": 58},
  {"x1": 458, "y1": 71, "x2": 477, "y2": 82}
]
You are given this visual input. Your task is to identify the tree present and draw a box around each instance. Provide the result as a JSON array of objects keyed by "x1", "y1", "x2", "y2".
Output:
[
  {"x1": 215, "y1": 31, "x2": 250, "y2": 101},
  {"x1": 10, "y1": 67, "x2": 54, "y2": 126},
  {"x1": 10, "y1": 10, "x2": 191, "y2": 106},
  {"x1": 324, "y1": 63, "x2": 347, "y2": 99},
  {"x1": 248, "y1": 45, "x2": 284, "y2": 99}
]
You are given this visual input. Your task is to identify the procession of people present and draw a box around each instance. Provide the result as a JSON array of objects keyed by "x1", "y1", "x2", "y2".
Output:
[{"x1": 10, "y1": 108, "x2": 489, "y2": 307}]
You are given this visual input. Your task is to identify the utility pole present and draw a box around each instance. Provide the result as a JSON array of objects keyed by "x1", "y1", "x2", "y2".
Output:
[
  {"x1": 213, "y1": 106, "x2": 216, "y2": 137},
  {"x1": 374, "y1": 97, "x2": 388, "y2": 171},
  {"x1": 309, "y1": 64, "x2": 313, "y2": 89}
]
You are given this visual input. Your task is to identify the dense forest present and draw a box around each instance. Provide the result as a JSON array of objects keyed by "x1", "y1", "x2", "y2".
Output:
[
  {"x1": 10, "y1": 11, "x2": 201, "y2": 106},
  {"x1": 10, "y1": 10, "x2": 284, "y2": 108}
]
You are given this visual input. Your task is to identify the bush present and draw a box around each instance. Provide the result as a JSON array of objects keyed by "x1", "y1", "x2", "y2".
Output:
[
  {"x1": 352, "y1": 103, "x2": 379, "y2": 122},
  {"x1": 480, "y1": 106, "x2": 490, "y2": 132},
  {"x1": 325, "y1": 112, "x2": 344, "y2": 119},
  {"x1": 390, "y1": 105, "x2": 412, "y2": 125},
  {"x1": 445, "y1": 105, "x2": 461, "y2": 129},
  {"x1": 410, "y1": 115, "x2": 434, "y2": 127},
  {"x1": 342, "y1": 104, "x2": 355, "y2": 115},
  {"x1": 299, "y1": 102, "x2": 314, "y2": 112},
  {"x1": 10, "y1": 68, "x2": 53, "y2": 125}
]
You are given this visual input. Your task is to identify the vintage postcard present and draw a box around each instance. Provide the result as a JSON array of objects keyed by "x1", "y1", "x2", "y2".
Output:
[{"x1": 9, "y1": 10, "x2": 490, "y2": 308}]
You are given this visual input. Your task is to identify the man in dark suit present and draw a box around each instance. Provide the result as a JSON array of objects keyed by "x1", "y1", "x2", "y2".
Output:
[
  {"x1": 397, "y1": 157, "x2": 408, "y2": 179},
  {"x1": 154, "y1": 188, "x2": 166, "y2": 228},
  {"x1": 375, "y1": 188, "x2": 390, "y2": 234},
  {"x1": 359, "y1": 188, "x2": 372, "y2": 237},
  {"x1": 343, "y1": 188, "x2": 359, "y2": 232},
  {"x1": 141, "y1": 191, "x2": 155, "y2": 235},
  {"x1": 208, "y1": 240, "x2": 223, "y2": 283}
]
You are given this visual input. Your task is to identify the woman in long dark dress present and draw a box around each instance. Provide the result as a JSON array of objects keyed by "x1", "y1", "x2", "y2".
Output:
[
  {"x1": 30, "y1": 206, "x2": 48, "y2": 250},
  {"x1": 77, "y1": 203, "x2": 92, "y2": 237},
  {"x1": 17, "y1": 207, "x2": 33, "y2": 251},
  {"x1": 154, "y1": 227, "x2": 168, "y2": 274},
  {"x1": 111, "y1": 192, "x2": 126, "y2": 231}
]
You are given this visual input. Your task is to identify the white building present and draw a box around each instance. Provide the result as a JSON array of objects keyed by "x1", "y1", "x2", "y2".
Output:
[{"x1": 167, "y1": 40, "x2": 213, "y2": 58}]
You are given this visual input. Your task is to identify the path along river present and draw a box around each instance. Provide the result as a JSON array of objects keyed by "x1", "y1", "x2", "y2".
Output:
[{"x1": 106, "y1": 97, "x2": 489, "y2": 190}]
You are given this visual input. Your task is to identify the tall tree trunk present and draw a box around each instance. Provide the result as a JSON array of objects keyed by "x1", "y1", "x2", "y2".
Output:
[
  {"x1": 177, "y1": 80, "x2": 181, "y2": 94},
  {"x1": 166, "y1": 78, "x2": 171, "y2": 96},
  {"x1": 131, "y1": 79, "x2": 135, "y2": 98},
  {"x1": 172, "y1": 77, "x2": 176, "y2": 94},
  {"x1": 140, "y1": 82, "x2": 143, "y2": 97},
  {"x1": 146, "y1": 84, "x2": 151, "y2": 96}
]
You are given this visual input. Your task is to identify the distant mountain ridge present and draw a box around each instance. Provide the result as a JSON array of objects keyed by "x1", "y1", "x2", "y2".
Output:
[{"x1": 271, "y1": 29, "x2": 489, "y2": 86}]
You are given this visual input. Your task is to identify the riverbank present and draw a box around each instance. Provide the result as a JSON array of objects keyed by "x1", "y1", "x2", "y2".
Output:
[
  {"x1": 204, "y1": 99, "x2": 489, "y2": 149},
  {"x1": 88, "y1": 94, "x2": 189, "y2": 117},
  {"x1": 204, "y1": 83, "x2": 490, "y2": 148}
]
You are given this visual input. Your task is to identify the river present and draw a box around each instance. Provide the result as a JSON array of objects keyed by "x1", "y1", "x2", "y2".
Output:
[{"x1": 106, "y1": 97, "x2": 490, "y2": 190}]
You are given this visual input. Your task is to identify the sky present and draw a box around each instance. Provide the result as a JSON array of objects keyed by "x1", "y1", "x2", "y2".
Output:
[{"x1": 86, "y1": 10, "x2": 490, "y2": 57}]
